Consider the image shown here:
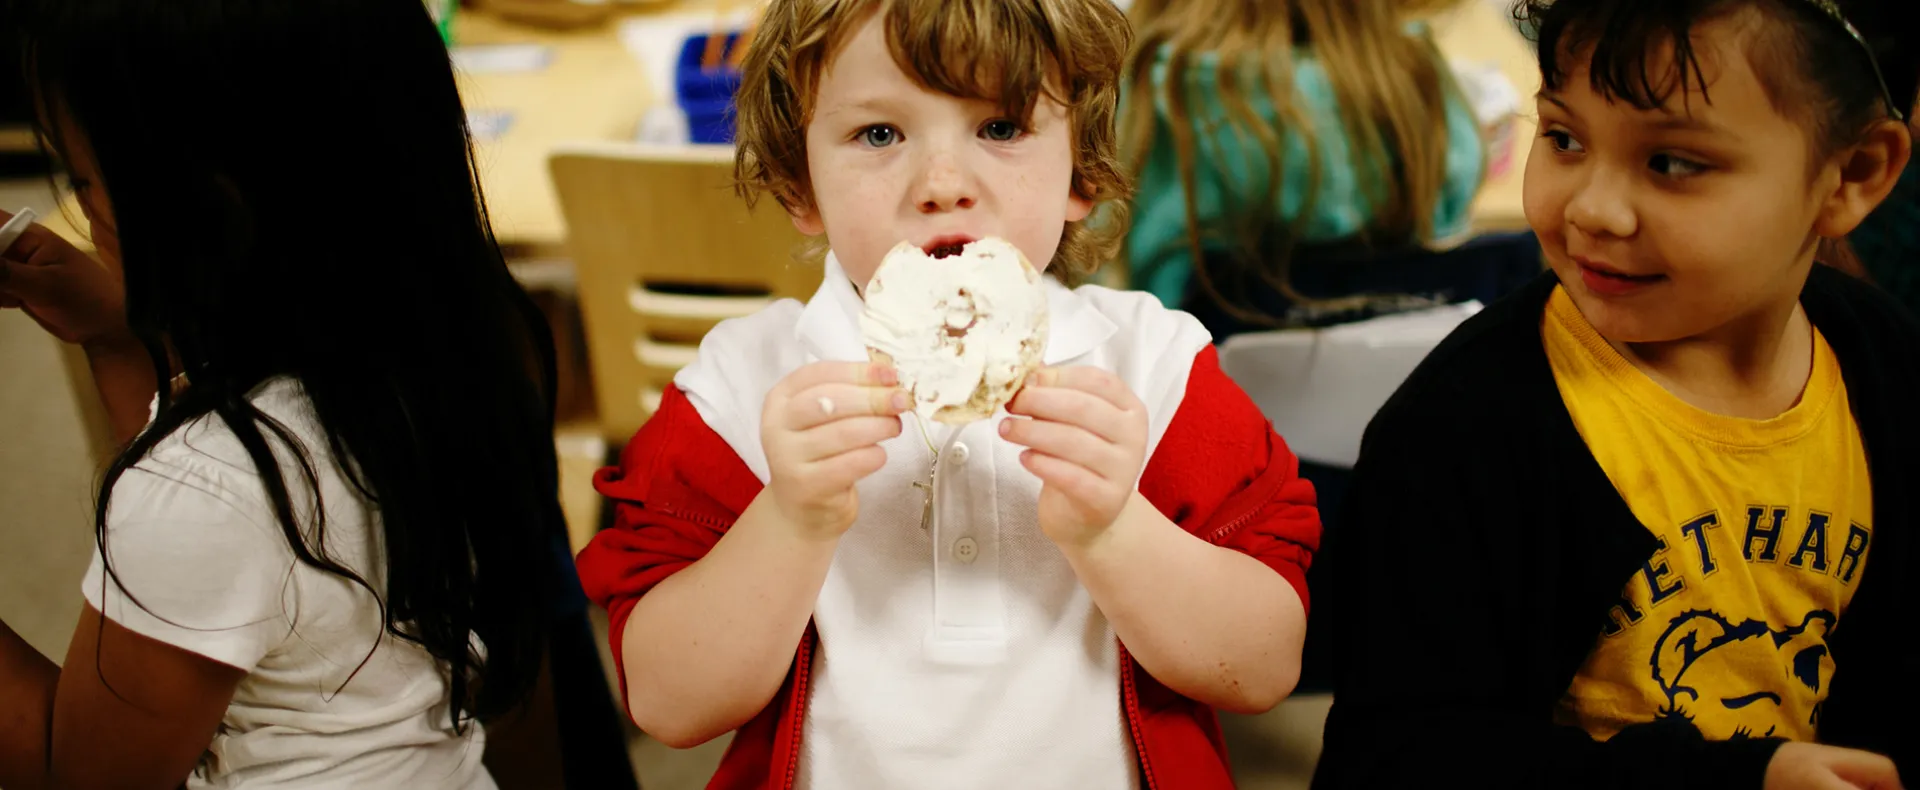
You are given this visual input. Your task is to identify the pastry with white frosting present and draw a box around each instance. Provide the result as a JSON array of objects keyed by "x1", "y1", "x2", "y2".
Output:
[{"x1": 860, "y1": 238, "x2": 1049, "y2": 425}]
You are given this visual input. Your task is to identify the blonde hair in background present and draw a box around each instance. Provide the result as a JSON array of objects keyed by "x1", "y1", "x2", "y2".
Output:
[
  {"x1": 732, "y1": 0, "x2": 1133, "y2": 286},
  {"x1": 1122, "y1": 0, "x2": 1470, "y2": 319}
]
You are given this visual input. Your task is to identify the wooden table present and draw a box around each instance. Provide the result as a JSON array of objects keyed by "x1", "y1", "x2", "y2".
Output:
[
  {"x1": 0, "y1": 127, "x2": 34, "y2": 152},
  {"x1": 454, "y1": 11, "x2": 655, "y2": 257},
  {"x1": 1431, "y1": 0, "x2": 1539, "y2": 232}
]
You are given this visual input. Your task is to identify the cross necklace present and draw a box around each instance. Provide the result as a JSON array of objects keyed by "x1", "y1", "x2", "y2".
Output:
[{"x1": 908, "y1": 413, "x2": 939, "y2": 531}]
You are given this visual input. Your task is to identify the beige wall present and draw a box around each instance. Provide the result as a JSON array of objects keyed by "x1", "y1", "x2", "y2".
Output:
[{"x1": 0, "y1": 308, "x2": 98, "y2": 663}]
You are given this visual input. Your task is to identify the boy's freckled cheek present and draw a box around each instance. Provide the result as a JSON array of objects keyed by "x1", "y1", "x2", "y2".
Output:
[{"x1": 855, "y1": 179, "x2": 894, "y2": 215}]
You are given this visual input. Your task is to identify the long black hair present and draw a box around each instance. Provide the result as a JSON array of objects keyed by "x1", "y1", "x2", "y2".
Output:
[{"x1": 16, "y1": 0, "x2": 563, "y2": 727}]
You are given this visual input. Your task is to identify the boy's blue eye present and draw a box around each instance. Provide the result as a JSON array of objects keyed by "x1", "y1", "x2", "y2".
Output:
[
  {"x1": 1544, "y1": 130, "x2": 1584, "y2": 154},
  {"x1": 859, "y1": 125, "x2": 900, "y2": 148},
  {"x1": 981, "y1": 120, "x2": 1022, "y2": 142},
  {"x1": 1649, "y1": 153, "x2": 1708, "y2": 179}
]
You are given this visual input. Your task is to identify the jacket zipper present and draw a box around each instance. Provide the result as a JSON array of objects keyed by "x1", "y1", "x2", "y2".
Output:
[
  {"x1": 1202, "y1": 473, "x2": 1286, "y2": 546},
  {"x1": 1118, "y1": 642, "x2": 1158, "y2": 790},
  {"x1": 780, "y1": 633, "x2": 814, "y2": 790},
  {"x1": 1203, "y1": 499, "x2": 1269, "y2": 546},
  {"x1": 660, "y1": 504, "x2": 740, "y2": 530}
]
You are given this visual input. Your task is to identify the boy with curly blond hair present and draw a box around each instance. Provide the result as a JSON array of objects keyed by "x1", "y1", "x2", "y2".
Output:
[{"x1": 576, "y1": 2, "x2": 1321, "y2": 786}]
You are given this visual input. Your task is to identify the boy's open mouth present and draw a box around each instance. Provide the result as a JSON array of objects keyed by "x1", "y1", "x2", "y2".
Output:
[{"x1": 923, "y1": 236, "x2": 977, "y2": 259}]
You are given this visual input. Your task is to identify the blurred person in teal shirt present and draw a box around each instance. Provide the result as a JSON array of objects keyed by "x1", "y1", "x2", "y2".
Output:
[{"x1": 1119, "y1": 0, "x2": 1502, "y2": 336}]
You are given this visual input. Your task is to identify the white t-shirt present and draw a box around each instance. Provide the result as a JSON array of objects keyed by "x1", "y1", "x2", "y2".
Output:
[{"x1": 81, "y1": 379, "x2": 495, "y2": 789}]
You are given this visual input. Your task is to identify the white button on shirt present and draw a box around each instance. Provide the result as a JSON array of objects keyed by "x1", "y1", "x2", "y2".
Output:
[{"x1": 948, "y1": 441, "x2": 971, "y2": 465}]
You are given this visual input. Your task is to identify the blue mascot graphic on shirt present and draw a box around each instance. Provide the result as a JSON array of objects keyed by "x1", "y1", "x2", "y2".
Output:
[{"x1": 1644, "y1": 609, "x2": 1837, "y2": 738}]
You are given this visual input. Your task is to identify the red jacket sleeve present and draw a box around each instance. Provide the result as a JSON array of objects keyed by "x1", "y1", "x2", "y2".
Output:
[
  {"x1": 1138, "y1": 345, "x2": 1321, "y2": 612},
  {"x1": 574, "y1": 385, "x2": 765, "y2": 705}
]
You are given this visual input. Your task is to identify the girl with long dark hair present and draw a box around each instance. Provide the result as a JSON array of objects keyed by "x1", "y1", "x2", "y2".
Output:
[{"x1": 0, "y1": 0, "x2": 566, "y2": 786}]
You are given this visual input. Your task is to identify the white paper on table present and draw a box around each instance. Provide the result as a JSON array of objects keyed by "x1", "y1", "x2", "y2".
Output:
[
  {"x1": 467, "y1": 109, "x2": 516, "y2": 142},
  {"x1": 1451, "y1": 60, "x2": 1520, "y2": 125},
  {"x1": 1218, "y1": 301, "x2": 1483, "y2": 468},
  {"x1": 451, "y1": 44, "x2": 555, "y2": 75},
  {"x1": 636, "y1": 106, "x2": 692, "y2": 146},
  {"x1": 618, "y1": 9, "x2": 759, "y2": 145},
  {"x1": 1451, "y1": 59, "x2": 1521, "y2": 178}
]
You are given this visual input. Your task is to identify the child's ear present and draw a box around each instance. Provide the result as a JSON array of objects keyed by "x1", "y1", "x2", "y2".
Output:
[
  {"x1": 1815, "y1": 119, "x2": 1913, "y2": 238},
  {"x1": 786, "y1": 197, "x2": 826, "y2": 236},
  {"x1": 1065, "y1": 182, "x2": 1094, "y2": 223}
]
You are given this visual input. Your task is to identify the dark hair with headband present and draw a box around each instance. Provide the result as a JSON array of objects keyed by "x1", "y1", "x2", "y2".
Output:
[{"x1": 1518, "y1": 0, "x2": 1917, "y2": 157}]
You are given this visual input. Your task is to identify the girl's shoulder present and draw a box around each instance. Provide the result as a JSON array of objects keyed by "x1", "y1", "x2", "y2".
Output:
[
  {"x1": 135, "y1": 379, "x2": 321, "y2": 497},
  {"x1": 89, "y1": 380, "x2": 334, "y2": 670},
  {"x1": 124, "y1": 377, "x2": 352, "y2": 536}
]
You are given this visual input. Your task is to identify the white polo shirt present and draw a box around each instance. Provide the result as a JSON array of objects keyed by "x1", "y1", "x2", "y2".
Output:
[
  {"x1": 82, "y1": 379, "x2": 495, "y2": 789},
  {"x1": 675, "y1": 254, "x2": 1213, "y2": 789}
]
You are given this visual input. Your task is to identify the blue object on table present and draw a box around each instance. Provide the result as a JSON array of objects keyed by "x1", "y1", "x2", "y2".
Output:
[{"x1": 675, "y1": 32, "x2": 746, "y2": 144}]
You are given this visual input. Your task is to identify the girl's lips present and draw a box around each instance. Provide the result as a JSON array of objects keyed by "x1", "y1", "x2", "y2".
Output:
[{"x1": 1578, "y1": 262, "x2": 1665, "y2": 297}]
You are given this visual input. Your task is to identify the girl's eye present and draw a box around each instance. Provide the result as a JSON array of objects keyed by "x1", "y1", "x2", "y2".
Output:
[
  {"x1": 1649, "y1": 153, "x2": 1709, "y2": 180},
  {"x1": 980, "y1": 119, "x2": 1023, "y2": 142},
  {"x1": 1544, "y1": 129, "x2": 1585, "y2": 154},
  {"x1": 858, "y1": 125, "x2": 900, "y2": 148}
]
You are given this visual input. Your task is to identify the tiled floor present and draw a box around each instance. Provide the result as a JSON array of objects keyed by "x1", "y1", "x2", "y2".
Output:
[{"x1": 1224, "y1": 697, "x2": 1333, "y2": 790}]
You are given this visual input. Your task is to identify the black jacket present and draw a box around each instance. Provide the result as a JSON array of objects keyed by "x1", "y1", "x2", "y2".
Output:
[{"x1": 1312, "y1": 267, "x2": 1920, "y2": 789}]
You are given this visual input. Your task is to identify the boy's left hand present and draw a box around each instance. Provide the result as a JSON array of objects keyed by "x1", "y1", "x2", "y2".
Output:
[{"x1": 1000, "y1": 366, "x2": 1148, "y2": 548}]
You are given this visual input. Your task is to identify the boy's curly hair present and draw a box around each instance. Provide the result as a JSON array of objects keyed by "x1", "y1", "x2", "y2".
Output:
[{"x1": 732, "y1": 0, "x2": 1132, "y2": 286}]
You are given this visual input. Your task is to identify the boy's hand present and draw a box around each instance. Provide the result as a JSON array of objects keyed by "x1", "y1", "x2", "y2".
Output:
[
  {"x1": 0, "y1": 208, "x2": 127, "y2": 347},
  {"x1": 1001, "y1": 366, "x2": 1148, "y2": 548},
  {"x1": 761, "y1": 361, "x2": 908, "y2": 541},
  {"x1": 1765, "y1": 742, "x2": 1903, "y2": 790}
]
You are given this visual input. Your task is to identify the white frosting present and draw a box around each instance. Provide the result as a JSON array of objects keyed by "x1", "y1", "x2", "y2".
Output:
[{"x1": 860, "y1": 238, "x2": 1048, "y2": 423}]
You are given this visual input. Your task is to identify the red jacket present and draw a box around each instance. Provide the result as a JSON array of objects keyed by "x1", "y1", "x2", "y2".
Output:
[{"x1": 576, "y1": 346, "x2": 1320, "y2": 789}]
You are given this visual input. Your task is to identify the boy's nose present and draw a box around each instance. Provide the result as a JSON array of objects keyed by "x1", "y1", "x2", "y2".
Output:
[
  {"x1": 914, "y1": 153, "x2": 976, "y2": 213},
  {"x1": 1565, "y1": 168, "x2": 1637, "y2": 239}
]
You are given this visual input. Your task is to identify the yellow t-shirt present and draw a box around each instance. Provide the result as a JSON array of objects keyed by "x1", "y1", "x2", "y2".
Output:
[{"x1": 1543, "y1": 287, "x2": 1874, "y2": 742}]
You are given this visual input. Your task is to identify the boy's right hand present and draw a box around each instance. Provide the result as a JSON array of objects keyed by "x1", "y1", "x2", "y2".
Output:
[
  {"x1": 0, "y1": 208, "x2": 128, "y2": 347},
  {"x1": 761, "y1": 361, "x2": 908, "y2": 540},
  {"x1": 1764, "y1": 742, "x2": 1903, "y2": 790}
]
